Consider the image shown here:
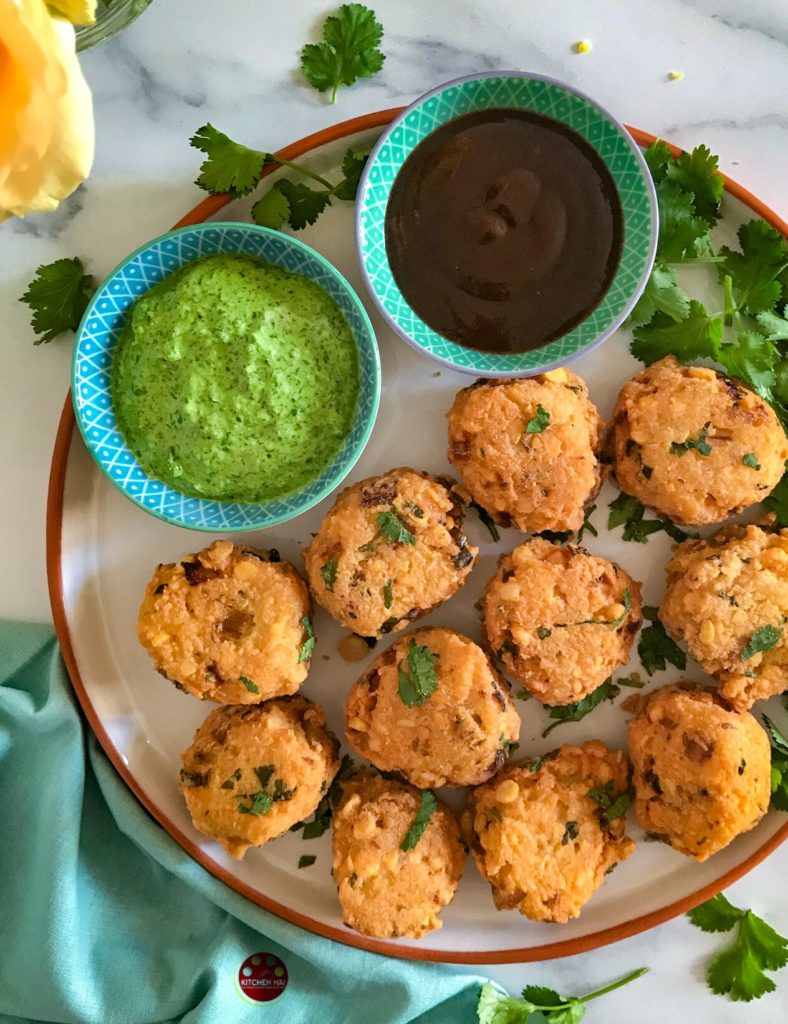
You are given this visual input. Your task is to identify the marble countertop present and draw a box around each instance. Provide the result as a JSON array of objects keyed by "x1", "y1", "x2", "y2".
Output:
[{"x1": 1, "y1": 0, "x2": 786, "y2": 1017}]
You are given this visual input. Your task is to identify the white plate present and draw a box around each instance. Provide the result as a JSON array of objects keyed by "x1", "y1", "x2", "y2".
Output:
[{"x1": 49, "y1": 116, "x2": 788, "y2": 963}]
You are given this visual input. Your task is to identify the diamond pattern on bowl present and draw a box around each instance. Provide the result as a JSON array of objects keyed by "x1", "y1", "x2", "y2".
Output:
[
  {"x1": 72, "y1": 223, "x2": 380, "y2": 532},
  {"x1": 356, "y1": 73, "x2": 656, "y2": 375}
]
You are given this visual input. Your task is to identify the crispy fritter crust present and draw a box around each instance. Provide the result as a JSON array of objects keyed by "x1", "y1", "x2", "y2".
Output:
[
  {"x1": 627, "y1": 683, "x2": 770, "y2": 861},
  {"x1": 345, "y1": 627, "x2": 520, "y2": 788},
  {"x1": 446, "y1": 368, "x2": 604, "y2": 533},
  {"x1": 467, "y1": 742, "x2": 635, "y2": 922},
  {"x1": 179, "y1": 697, "x2": 340, "y2": 859},
  {"x1": 303, "y1": 468, "x2": 477, "y2": 637},
  {"x1": 332, "y1": 773, "x2": 466, "y2": 938},
  {"x1": 483, "y1": 538, "x2": 642, "y2": 705},
  {"x1": 138, "y1": 540, "x2": 311, "y2": 703},
  {"x1": 608, "y1": 356, "x2": 788, "y2": 525}
]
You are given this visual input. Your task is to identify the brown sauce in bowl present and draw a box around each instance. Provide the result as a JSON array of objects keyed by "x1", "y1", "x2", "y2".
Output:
[{"x1": 385, "y1": 108, "x2": 624, "y2": 354}]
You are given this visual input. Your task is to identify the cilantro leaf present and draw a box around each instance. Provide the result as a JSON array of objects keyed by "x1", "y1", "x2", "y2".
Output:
[
  {"x1": 629, "y1": 263, "x2": 691, "y2": 325},
  {"x1": 298, "y1": 854, "x2": 317, "y2": 869},
  {"x1": 665, "y1": 144, "x2": 724, "y2": 223},
  {"x1": 656, "y1": 181, "x2": 713, "y2": 262},
  {"x1": 298, "y1": 754, "x2": 356, "y2": 839},
  {"x1": 688, "y1": 893, "x2": 744, "y2": 933},
  {"x1": 321, "y1": 557, "x2": 338, "y2": 591},
  {"x1": 542, "y1": 679, "x2": 619, "y2": 737},
  {"x1": 631, "y1": 300, "x2": 722, "y2": 365},
  {"x1": 588, "y1": 779, "x2": 633, "y2": 822},
  {"x1": 275, "y1": 179, "x2": 332, "y2": 230},
  {"x1": 524, "y1": 404, "x2": 550, "y2": 434},
  {"x1": 238, "y1": 790, "x2": 274, "y2": 816},
  {"x1": 397, "y1": 640, "x2": 439, "y2": 707},
  {"x1": 756, "y1": 306, "x2": 788, "y2": 342},
  {"x1": 20, "y1": 258, "x2": 95, "y2": 345},
  {"x1": 762, "y1": 714, "x2": 788, "y2": 811},
  {"x1": 741, "y1": 624, "x2": 782, "y2": 660},
  {"x1": 742, "y1": 453, "x2": 761, "y2": 470},
  {"x1": 720, "y1": 219, "x2": 788, "y2": 314},
  {"x1": 382, "y1": 579, "x2": 393, "y2": 609},
  {"x1": 400, "y1": 789, "x2": 437, "y2": 851},
  {"x1": 250, "y1": 185, "x2": 291, "y2": 230},
  {"x1": 576, "y1": 504, "x2": 598, "y2": 542},
  {"x1": 607, "y1": 492, "x2": 694, "y2": 544},
  {"x1": 300, "y1": 3, "x2": 385, "y2": 103},
  {"x1": 239, "y1": 675, "x2": 260, "y2": 694},
  {"x1": 333, "y1": 147, "x2": 369, "y2": 200},
  {"x1": 470, "y1": 501, "x2": 501, "y2": 542},
  {"x1": 377, "y1": 509, "x2": 416, "y2": 545},
  {"x1": 670, "y1": 422, "x2": 712, "y2": 457},
  {"x1": 644, "y1": 139, "x2": 673, "y2": 182},
  {"x1": 716, "y1": 330, "x2": 778, "y2": 401},
  {"x1": 299, "y1": 616, "x2": 315, "y2": 663},
  {"x1": 190, "y1": 123, "x2": 266, "y2": 196},
  {"x1": 477, "y1": 982, "x2": 534, "y2": 1024},
  {"x1": 638, "y1": 606, "x2": 687, "y2": 674},
  {"x1": 689, "y1": 894, "x2": 788, "y2": 1002}
]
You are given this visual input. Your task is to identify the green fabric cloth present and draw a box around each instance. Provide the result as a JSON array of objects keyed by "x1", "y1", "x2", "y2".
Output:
[{"x1": 0, "y1": 622, "x2": 484, "y2": 1024}]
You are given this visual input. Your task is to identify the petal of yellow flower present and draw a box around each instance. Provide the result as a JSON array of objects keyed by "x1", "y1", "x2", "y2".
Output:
[
  {"x1": 0, "y1": 0, "x2": 94, "y2": 221},
  {"x1": 47, "y1": 0, "x2": 97, "y2": 27}
]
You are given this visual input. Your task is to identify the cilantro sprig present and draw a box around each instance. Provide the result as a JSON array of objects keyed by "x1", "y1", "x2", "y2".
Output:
[
  {"x1": 638, "y1": 606, "x2": 686, "y2": 675},
  {"x1": 477, "y1": 967, "x2": 648, "y2": 1024},
  {"x1": 300, "y1": 4, "x2": 385, "y2": 104},
  {"x1": 400, "y1": 789, "x2": 437, "y2": 851},
  {"x1": 631, "y1": 140, "x2": 788, "y2": 520},
  {"x1": 397, "y1": 640, "x2": 439, "y2": 707},
  {"x1": 608, "y1": 492, "x2": 694, "y2": 544},
  {"x1": 762, "y1": 715, "x2": 788, "y2": 811},
  {"x1": 687, "y1": 893, "x2": 788, "y2": 1001},
  {"x1": 541, "y1": 675, "x2": 642, "y2": 737},
  {"x1": 190, "y1": 123, "x2": 368, "y2": 231},
  {"x1": 20, "y1": 257, "x2": 96, "y2": 345}
]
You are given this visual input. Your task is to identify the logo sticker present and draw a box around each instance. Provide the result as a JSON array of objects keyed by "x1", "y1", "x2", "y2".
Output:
[{"x1": 235, "y1": 952, "x2": 289, "y2": 1004}]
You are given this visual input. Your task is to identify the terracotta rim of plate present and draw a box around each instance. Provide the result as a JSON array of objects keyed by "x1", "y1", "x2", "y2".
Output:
[{"x1": 47, "y1": 107, "x2": 788, "y2": 964}]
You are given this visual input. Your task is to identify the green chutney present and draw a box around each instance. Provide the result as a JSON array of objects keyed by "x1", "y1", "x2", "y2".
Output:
[{"x1": 111, "y1": 253, "x2": 360, "y2": 502}]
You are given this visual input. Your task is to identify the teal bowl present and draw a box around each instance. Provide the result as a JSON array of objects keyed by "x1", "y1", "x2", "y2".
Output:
[
  {"x1": 355, "y1": 71, "x2": 658, "y2": 376},
  {"x1": 71, "y1": 223, "x2": 381, "y2": 531}
]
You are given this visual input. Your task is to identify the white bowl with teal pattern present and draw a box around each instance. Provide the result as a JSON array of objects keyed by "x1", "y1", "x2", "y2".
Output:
[
  {"x1": 72, "y1": 223, "x2": 381, "y2": 532},
  {"x1": 356, "y1": 71, "x2": 658, "y2": 377}
]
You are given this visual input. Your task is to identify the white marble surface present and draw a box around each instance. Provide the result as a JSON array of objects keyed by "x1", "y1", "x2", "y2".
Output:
[{"x1": 1, "y1": 0, "x2": 787, "y2": 1017}]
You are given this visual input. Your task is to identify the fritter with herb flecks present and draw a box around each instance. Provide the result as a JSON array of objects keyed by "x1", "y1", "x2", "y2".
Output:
[
  {"x1": 446, "y1": 369, "x2": 604, "y2": 534},
  {"x1": 467, "y1": 742, "x2": 635, "y2": 923},
  {"x1": 345, "y1": 627, "x2": 520, "y2": 789},
  {"x1": 138, "y1": 540, "x2": 312, "y2": 704},
  {"x1": 332, "y1": 773, "x2": 466, "y2": 939},
  {"x1": 608, "y1": 356, "x2": 788, "y2": 526},
  {"x1": 303, "y1": 468, "x2": 476, "y2": 637},
  {"x1": 179, "y1": 697, "x2": 339, "y2": 859},
  {"x1": 627, "y1": 683, "x2": 770, "y2": 860}
]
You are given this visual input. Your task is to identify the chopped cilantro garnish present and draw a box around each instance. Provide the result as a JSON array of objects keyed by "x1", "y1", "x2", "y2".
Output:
[
  {"x1": 588, "y1": 780, "x2": 633, "y2": 822},
  {"x1": 299, "y1": 616, "x2": 315, "y2": 662},
  {"x1": 400, "y1": 789, "x2": 437, "y2": 851},
  {"x1": 638, "y1": 606, "x2": 687, "y2": 674},
  {"x1": 397, "y1": 641, "x2": 439, "y2": 707},
  {"x1": 742, "y1": 452, "x2": 761, "y2": 470},
  {"x1": 524, "y1": 404, "x2": 550, "y2": 435},
  {"x1": 298, "y1": 855, "x2": 317, "y2": 869},
  {"x1": 240, "y1": 675, "x2": 260, "y2": 694},
  {"x1": 742, "y1": 624, "x2": 782, "y2": 660},
  {"x1": 382, "y1": 579, "x2": 393, "y2": 608},
  {"x1": 542, "y1": 678, "x2": 620, "y2": 737},
  {"x1": 670, "y1": 423, "x2": 713, "y2": 457},
  {"x1": 377, "y1": 508, "x2": 416, "y2": 545},
  {"x1": 321, "y1": 557, "x2": 338, "y2": 590}
]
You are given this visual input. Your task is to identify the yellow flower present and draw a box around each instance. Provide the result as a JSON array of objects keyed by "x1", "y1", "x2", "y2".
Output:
[
  {"x1": 48, "y1": 0, "x2": 97, "y2": 26},
  {"x1": 0, "y1": 0, "x2": 95, "y2": 222}
]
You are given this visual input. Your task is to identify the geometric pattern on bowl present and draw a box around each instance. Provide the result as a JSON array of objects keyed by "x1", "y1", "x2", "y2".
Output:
[
  {"x1": 72, "y1": 222, "x2": 381, "y2": 531},
  {"x1": 356, "y1": 71, "x2": 657, "y2": 376}
]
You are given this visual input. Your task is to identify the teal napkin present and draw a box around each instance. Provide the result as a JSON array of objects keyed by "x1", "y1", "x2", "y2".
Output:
[{"x1": 0, "y1": 622, "x2": 484, "y2": 1024}]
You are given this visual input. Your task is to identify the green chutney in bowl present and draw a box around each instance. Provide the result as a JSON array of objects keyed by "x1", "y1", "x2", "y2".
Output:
[{"x1": 72, "y1": 223, "x2": 380, "y2": 532}]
